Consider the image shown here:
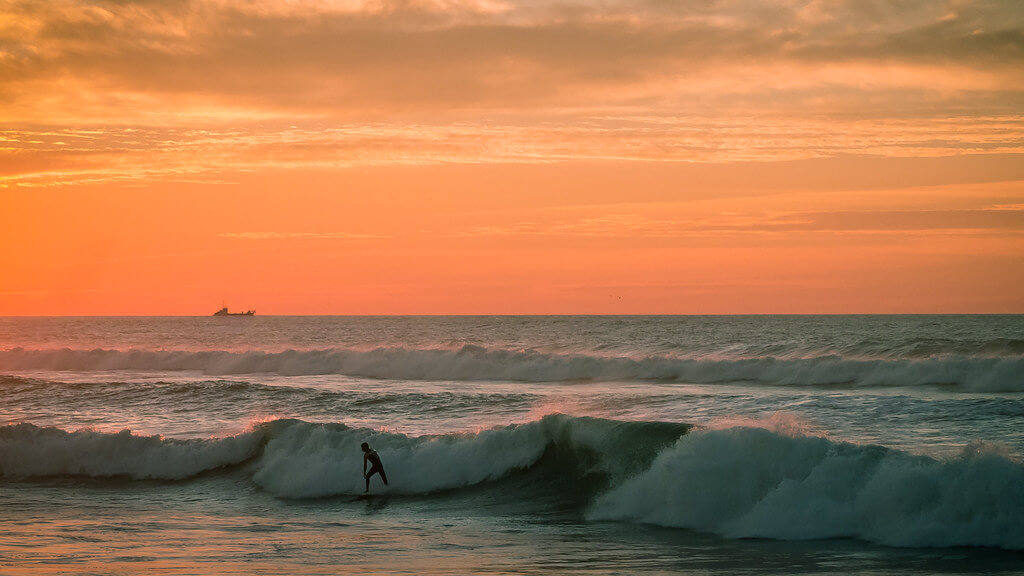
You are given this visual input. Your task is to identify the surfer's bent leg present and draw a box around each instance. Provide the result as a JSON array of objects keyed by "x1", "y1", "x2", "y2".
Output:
[{"x1": 365, "y1": 464, "x2": 386, "y2": 490}]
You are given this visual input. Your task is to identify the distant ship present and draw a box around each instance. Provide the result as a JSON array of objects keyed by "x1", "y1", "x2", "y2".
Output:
[{"x1": 212, "y1": 306, "x2": 255, "y2": 316}]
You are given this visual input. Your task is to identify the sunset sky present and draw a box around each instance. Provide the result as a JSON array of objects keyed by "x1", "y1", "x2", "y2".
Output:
[{"x1": 2, "y1": 0, "x2": 1023, "y2": 314}]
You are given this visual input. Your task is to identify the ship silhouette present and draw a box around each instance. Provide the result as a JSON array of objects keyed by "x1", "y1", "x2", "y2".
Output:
[{"x1": 212, "y1": 306, "x2": 255, "y2": 316}]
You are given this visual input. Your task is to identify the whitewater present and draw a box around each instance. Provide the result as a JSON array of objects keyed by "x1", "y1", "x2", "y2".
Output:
[{"x1": 1, "y1": 315, "x2": 1023, "y2": 575}]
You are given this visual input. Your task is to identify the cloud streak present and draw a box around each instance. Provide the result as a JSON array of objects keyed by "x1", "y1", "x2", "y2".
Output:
[
  {"x1": 219, "y1": 232, "x2": 389, "y2": 240},
  {"x1": 3, "y1": 116, "x2": 1024, "y2": 188},
  {"x1": 461, "y1": 208, "x2": 1024, "y2": 239}
]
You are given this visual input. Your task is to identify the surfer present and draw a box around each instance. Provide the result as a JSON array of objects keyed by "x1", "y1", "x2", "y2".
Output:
[{"x1": 361, "y1": 442, "x2": 388, "y2": 492}]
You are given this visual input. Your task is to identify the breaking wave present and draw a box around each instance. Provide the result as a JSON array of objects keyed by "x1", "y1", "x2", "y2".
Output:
[
  {"x1": 0, "y1": 415, "x2": 684, "y2": 493},
  {"x1": 1, "y1": 346, "x2": 1022, "y2": 390},
  {"x1": 589, "y1": 426, "x2": 1024, "y2": 550},
  {"x1": 1, "y1": 414, "x2": 1022, "y2": 550}
]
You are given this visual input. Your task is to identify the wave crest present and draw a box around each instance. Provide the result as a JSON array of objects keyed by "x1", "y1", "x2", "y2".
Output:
[
  {"x1": 2, "y1": 346, "x2": 1022, "y2": 390},
  {"x1": 0, "y1": 422, "x2": 267, "y2": 479}
]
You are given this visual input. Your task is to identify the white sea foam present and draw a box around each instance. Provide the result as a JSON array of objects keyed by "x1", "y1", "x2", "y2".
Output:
[
  {"x1": 1, "y1": 347, "x2": 1021, "y2": 390},
  {"x1": 588, "y1": 426, "x2": 1024, "y2": 549}
]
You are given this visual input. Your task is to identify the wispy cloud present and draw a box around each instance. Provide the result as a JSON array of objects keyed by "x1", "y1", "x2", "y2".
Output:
[
  {"x1": 462, "y1": 207, "x2": 1024, "y2": 239},
  {"x1": 220, "y1": 232, "x2": 389, "y2": 240},
  {"x1": 3, "y1": 116, "x2": 1024, "y2": 188}
]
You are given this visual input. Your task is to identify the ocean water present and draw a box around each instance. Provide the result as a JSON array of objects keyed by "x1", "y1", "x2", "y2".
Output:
[{"x1": 1, "y1": 315, "x2": 1023, "y2": 575}]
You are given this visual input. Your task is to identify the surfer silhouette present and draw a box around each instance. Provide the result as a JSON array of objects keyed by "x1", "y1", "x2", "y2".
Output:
[{"x1": 361, "y1": 442, "x2": 388, "y2": 492}]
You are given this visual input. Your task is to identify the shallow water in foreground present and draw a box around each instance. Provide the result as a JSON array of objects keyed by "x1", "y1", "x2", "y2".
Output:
[{"x1": 4, "y1": 472, "x2": 1024, "y2": 576}]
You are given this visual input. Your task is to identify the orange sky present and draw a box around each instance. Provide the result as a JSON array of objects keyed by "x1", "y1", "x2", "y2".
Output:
[{"x1": 1, "y1": 0, "x2": 1023, "y2": 314}]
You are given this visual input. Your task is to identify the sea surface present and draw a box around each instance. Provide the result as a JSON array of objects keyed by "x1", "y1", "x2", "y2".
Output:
[{"x1": 1, "y1": 315, "x2": 1023, "y2": 575}]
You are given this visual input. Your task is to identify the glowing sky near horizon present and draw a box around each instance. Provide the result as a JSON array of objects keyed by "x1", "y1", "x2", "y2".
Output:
[{"x1": 1, "y1": 0, "x2": 1023, "y2": 314}]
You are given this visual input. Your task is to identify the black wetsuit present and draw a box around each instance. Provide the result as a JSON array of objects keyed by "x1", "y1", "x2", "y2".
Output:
[{"x1": 364, "y1": 450, "x2": 388, "y2": 491}]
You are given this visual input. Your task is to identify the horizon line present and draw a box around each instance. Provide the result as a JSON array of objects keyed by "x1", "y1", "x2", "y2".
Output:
[{"x1": 1, "y1": 313, "x2": 1022, "y2": 318}]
